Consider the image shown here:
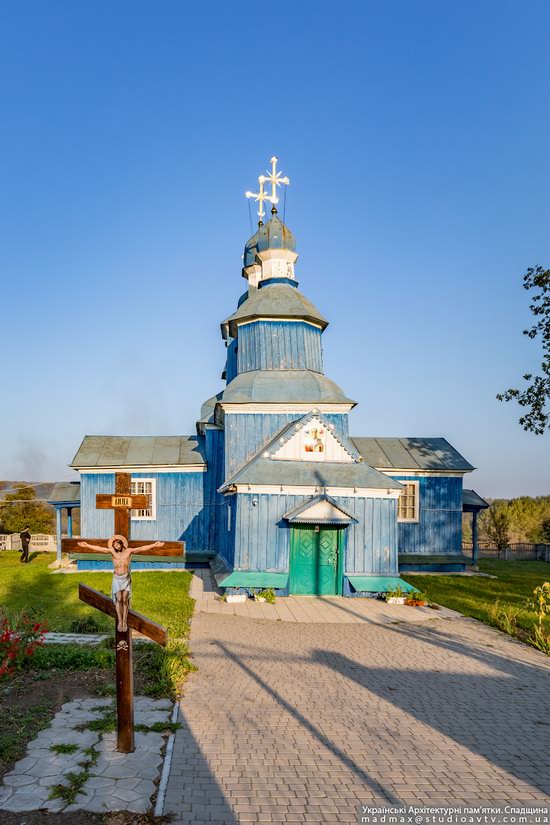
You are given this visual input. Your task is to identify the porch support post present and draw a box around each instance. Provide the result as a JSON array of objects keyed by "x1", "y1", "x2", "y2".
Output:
[
  {"x1": 56, "y1": 507, "x2": 63, "y2": 562},
  {"x1": 472, "y1": 510, "x2": 479, "y2": 568},
  {"x1": 67, "y1": 508, "x2": 73, "y2": 538}
]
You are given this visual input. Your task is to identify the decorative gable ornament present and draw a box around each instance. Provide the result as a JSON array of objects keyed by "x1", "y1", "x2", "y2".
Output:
[{"x1": 271, "y1": 415, "x2": 355, "y2": 463}]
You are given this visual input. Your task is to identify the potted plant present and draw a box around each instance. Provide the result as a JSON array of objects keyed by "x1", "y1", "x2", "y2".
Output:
[
  {"x1": 384, "y1": 585, "x2": 407, "y2": 605},
  {"x1": 254, "y1": 588, "x2": 276, "y2": 604},
  {"x1": 225, "y1": 591, "x2": 247, "y2": 604},
  {"x1": 405, "y1": 590, "x2": 427, "y2": 607}
]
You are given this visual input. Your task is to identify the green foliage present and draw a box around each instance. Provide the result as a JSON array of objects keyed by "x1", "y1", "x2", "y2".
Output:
[
  {"x1": 485, "y1": 502, "x2": 511, "y2": 550},
  {"x1": 85, "y1": 709, "x2": 116, "y2": 733},
  {"x1": 497, "y1": 265, "x2": 550, "y2": 434},
  {"x1": 0, "y1": 483, "x2": 54, "y2": 534},
  {"x1": 28, "y1": 643, "x2": 115, "y2": 672},
  {"x1": 135, "y1": 721, "x2": 182, "y2": 734},
  {"x1": 541, "y1": 517, "x2": 550, "y2": 543},
  {"x1": 470, "y1": 496, "x2": 550, "y2": 545},
  {"x1": 488, "y1": 600, "x2": 523, "y2": 635},
  {"x1": 256, "y1": 588, "x2": 276, "y2": 604},
  {"x1": 69, "y1": 616, "x2": 101, "y2": 634},
  {"x1": 135, "y1": 640, "x2": 197, "y2": 700},
  {"x1": 49, "y1": 743, "x2": 78, "y2": 754},
  {"x1": 49, "y1": 769, "x2": 89, "y2": 805},
  {"x1": 384, "y1": 584, "x2": 406, "y2": 600}
]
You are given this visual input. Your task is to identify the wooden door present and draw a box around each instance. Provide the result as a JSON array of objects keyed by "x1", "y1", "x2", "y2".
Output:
[{"x1": 289, "y1": 527, "x2": 339, "y2": 595}]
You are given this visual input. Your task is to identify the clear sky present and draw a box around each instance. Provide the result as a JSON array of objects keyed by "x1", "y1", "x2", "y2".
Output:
[{"x1": 1, "y1": 0, "x2": 549, "y2": 498}]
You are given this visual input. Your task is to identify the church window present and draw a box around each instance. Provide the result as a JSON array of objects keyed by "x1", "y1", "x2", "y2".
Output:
[
  {"x1": 131, "y1": 478, "x2": 156, "y2": 520},
  {"x1": 397, "y1": 481, "x2": 419, "y2": 522}
]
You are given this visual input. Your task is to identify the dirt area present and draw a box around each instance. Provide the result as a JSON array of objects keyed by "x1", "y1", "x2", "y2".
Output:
[{"x1": 0, "y1": 810, "x2": 173, "y2": 824}]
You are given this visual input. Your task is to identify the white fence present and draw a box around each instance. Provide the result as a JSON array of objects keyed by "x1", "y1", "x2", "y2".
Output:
[{"x1": 0, "y1": 534, "x2": 61, "y2": 552}]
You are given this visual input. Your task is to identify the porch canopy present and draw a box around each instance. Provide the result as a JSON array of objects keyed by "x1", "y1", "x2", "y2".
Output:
[
  {"x1": 463, "y1": 488, "x2": 489, "y2": 566},
  {"x1": 283, "y1": 494, "x2": 357, "y2": 525},
  {"x1": 48, "y1": 481, "x2": 81, "y2": 561}
]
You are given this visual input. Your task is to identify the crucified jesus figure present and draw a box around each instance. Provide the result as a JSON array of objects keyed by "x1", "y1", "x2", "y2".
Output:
[{"x1": 77, "y1": 535, "x2": 164, "y2": 632}]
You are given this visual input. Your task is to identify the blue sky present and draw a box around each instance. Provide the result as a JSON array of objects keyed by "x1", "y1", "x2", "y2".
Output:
[{"x1": 0, "y1": 0, "x2": 548, "y2": 497}]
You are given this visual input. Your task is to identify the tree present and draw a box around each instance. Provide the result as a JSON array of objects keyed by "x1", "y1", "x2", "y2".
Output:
[
  {"x1": 484, "y1": 502, "x2": 511, "y2": 552},
  {"x1": 541, "y1": 517, "x2": 550, "y2": 544},
  {"x1": 497, "y1": 266, "x2": 550, "y2": 434},
  {"x1": 0, "y1": 483, "x2": 54, "y2": 534}
]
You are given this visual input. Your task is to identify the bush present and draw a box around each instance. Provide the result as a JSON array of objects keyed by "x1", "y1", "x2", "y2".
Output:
[
  {"x1": 0, "y1": 610, "x2": 48, "y2": 680},
  {"x1": 70, "y1": 616, "x2": 101, "y2": 634}
]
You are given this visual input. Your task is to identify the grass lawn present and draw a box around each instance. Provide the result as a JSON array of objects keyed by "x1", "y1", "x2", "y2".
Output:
[
  {"x1": 402, "y1": 559, "x2": 550, "y2": 635},
  {"x1": 0, "y1": 551, "x2": 194, "y2": 637}
]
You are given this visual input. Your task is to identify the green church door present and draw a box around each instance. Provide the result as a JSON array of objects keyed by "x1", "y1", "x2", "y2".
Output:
[{"x1": 289, "y1": 526, "x2": 341, "y2": 596}]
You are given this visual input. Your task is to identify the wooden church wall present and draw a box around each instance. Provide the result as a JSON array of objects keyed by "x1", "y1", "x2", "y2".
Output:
[
  {"x1": 80, "y1": 471, "x2": 212, "y2": 553},
  {"x1": 232, "y1": 493, "x2": 398, "y2": 575},
  {"x1": 224, "y1": 413, "x2": 350, "y2": 477},
  {"x1": 392, "y1": 475, "x2": 463, "y2": 555},
  {"x1": 237, "y1": 321, "x2": 323, "y2": 373}
]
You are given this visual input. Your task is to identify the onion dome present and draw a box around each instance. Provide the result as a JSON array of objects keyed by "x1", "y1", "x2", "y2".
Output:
[
  {"x1": 243, "y1": 214, "x2": 296, "y2": 267},
  {"x1": 257, "y1": 214, "x2": 296, "y2": 255}
]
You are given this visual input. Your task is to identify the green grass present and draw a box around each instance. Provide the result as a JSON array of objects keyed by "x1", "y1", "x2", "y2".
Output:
[
  {"x1": 0, "y1": 699, "x2": 54, "y2": 768},
  {"x1": 402, "y1": 559, "x2": 550, "y2": 634},
  {"x1": 0, "y1": 551, "x2": 194, "y2": 636}
]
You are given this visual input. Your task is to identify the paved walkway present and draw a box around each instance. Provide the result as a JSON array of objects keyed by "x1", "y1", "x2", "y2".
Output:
[
  {"x1": 165, "y1": 608, "x2": 550, "y2": 823},
  {"x1": 190, "y1": 569, "x2": 460, "y2": 624}
]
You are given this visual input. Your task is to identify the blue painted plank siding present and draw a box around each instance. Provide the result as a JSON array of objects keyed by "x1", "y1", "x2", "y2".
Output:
[
  {"x1": 232, "y1": 493, "x2": 397, "y2": 576},
  {"x1": 390, "y1": 475, "x2": 463, "y2": 555},
  {"x1": 225, "y1": 338, "x2": 238, "y2": 383},
  {"x1": 224, "y1": 413, "x2": 350, "y2": 477},
  {"x1": 237, "y1": 321, "x2": 323, "y2": 374},
  {"x1": 80, "y1": 472, "x2": 211, "y2": 552}
]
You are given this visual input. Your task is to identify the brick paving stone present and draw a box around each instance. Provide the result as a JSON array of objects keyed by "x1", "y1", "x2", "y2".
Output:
[{"x1": 165, "y1": 610, "x2": 550, "y2": 823}]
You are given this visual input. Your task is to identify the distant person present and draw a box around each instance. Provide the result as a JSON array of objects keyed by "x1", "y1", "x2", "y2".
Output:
[{"x1": 19, "y1": 526, "x2": 31, "y2": 563}]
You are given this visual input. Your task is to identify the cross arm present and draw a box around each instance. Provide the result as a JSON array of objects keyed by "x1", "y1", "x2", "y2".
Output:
[
  {"x1": 62, "y1": 539, "x2": 185, "y2": 556},
  {"x1": 78, "y1": 584, "x2": 168, "y2": 645}
]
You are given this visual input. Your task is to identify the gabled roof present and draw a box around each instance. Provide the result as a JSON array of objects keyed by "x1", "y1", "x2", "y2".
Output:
[
  {"x1": 222, "y1": 284, "x2": 328, "y2": 338},
  {"x1": 221, "y1": 370, "x2": 355, "y2": 406},
  {"x1": 283, "y1": 494, "x2": 357, "y2": 524},
  {"x1": 48, "y1": 481, "x2": 81, "y2": 505},
  {"x1": 350, "y1": 437, "x2": 474, "y2": 472},
  {"x1": 263, "y1": 411, "x2": 362, "y2": 462},
  {"x1": 71, "y1": 436, "x2": 206, "y2": 469}
]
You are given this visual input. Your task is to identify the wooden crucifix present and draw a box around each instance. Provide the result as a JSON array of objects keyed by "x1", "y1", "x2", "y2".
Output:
[{"x1": 62, "y1": 472, "x2": 184, "y2": 753}]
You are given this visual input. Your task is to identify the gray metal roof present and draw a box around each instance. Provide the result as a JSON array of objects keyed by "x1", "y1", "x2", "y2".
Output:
[
  {"x1": 350, "y1": 437, "x2": 474, "y2": 472},
  {"x1": 223, "y1": 284, "x2": 328, "y2": 337},
  {"x1": 220, "y1": 458, "x2": 402, "y2": 492},
  {"x1": 71, "y1": 436, "x2": 206, "y2": 468},
  {"x1": 222, "y1": 370, "x2": 355, "y2": 406},
  {"x1": 463, "y1": 489, "x2": 490, "y2": 511},
  {"x1": 48, "y1": 481, "x2": 81, "y2": 504}
]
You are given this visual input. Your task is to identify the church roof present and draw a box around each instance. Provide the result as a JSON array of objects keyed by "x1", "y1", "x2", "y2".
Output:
[
  {"x1": 221, "y1": 370, "x2": 355, "y2": 406},
  {"x1": 222, "y1": 283, "x2": 328, "y2": 337},
  {"x1": 283, "y1": 494, "x2": 357, "y2": 524},
  {"x1": 219, "y1": 458, "x2": 403, "y2": 492},
  {"x1": 350, "y1": 437, "x2": 474, "y2": 472},
  {"x1": 71, "y1": 436, "x2": 206, "y2": 469}
]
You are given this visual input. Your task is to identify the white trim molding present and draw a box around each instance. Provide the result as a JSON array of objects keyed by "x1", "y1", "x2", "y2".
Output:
[
  {"x1": 236, "y1": 317, "x2": 323, "y2": 330},
  {"x1": 76, "y1": 465, "x2": 207, "y2": 474},
  {"x1": 379, "y1": 469, "x2": 468, "y2": 477},
  {"x1": 221, "y1": 404, "x2": 355, "y2": 414}
]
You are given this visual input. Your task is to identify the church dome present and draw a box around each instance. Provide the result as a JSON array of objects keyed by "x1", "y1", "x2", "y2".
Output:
[
  {"x1": 243, "y1": 214, "x2": 295, "y2": 267},
  {"x1": 257, "y1": 214, "x2": 296, "y2": 255}
]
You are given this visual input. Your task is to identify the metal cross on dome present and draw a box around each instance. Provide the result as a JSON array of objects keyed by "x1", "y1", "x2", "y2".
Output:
[{"x1": 245, "y1": 156, "x2": 289, "y2": 223}]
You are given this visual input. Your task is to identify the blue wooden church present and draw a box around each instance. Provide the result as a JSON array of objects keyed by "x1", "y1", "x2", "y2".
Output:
[{"x1": 64, "y1": 158, "x2": 485, "y2": 596}]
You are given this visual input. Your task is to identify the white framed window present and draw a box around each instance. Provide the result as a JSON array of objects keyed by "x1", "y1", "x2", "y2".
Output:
[
  {"x1": 397, "y1": 481, "x2": 419, "y2": 522},
  {"x1": 131, "y1": 478, "x2": 156, "y2": 520}
]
